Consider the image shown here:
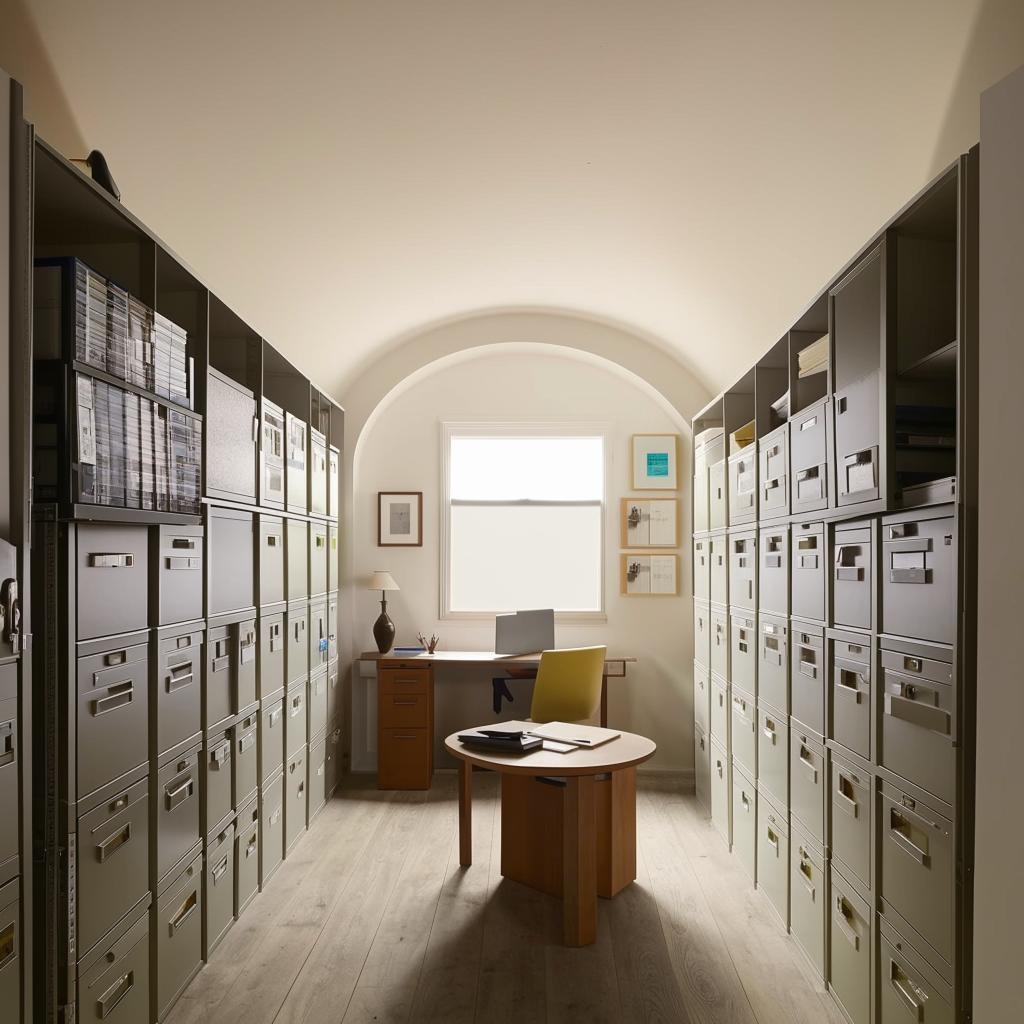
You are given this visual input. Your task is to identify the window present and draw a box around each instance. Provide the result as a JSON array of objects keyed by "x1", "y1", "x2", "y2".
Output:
[{"x1": 442, "y1": 424, "x2": 606, "y2": 617}]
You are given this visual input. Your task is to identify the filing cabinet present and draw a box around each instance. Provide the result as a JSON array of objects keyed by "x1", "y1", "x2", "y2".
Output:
[
  {"x1": 789, "y1": 822, "x2": 826, "y2": 980},
  {"x1": 757, "y1": 613, "x2": 788, "y2": 714},
  {"x1": 308, "y1": 668, "x2": 329, "y2": 739},
  {"x1": 708, "y1": 459, "x2": 727, "y2": 530},
  {"x1": 328, "y1": 446, "x2": 340, "y2": 520},
  {"x1": 758, "y1": 524, "x2": 788, "y2": 615},
  {"x1": 205, "y1": 613, "x2": 257, "y2": 730},
  {"x1": 257, "y1": 515, "x2": 285, "y2": 606},
  {"x1": 756, "y1": 790, "x2": 788, "y2": 927},
  {"x1": 325, "y1": 725, "x2": 342, "y2": 800},
  {"x1": 791, "y1": 521, "x2": 825, "y2": 622},
  {"x1": 377, "y1": 660, "x2": 434, "y2": 790},
  {"x1": 204, "y1": 820, "x2": 236, "y2": 958},
  {"x1": 233, "y1": 709, "x2": 259, "y2": 809},
  {"x1": 260, "y1": 696, "x2": 285, "y2": 784},
  {"x1": 286, "y1": 680, "x2": 308, "y2": 759},
  {"x1": 76, "y1": 770, "x2": 150, "y2": 959},
  {"x1": 829, "y1": 746, "x2": 872, "y2": 889},
  {"x1": 709, "y1": 737, "x2": 731, "y2": 846},
  {"x1": 286, "y1": 519, "x2": 308, "y2": 602},
  {"x1": 154, "y1": 845, "x2": 203, "y2": 1021},
  {"x1": 828, "y1": 630, "x2": 872, "y2": 760},
  {"x1": 0, "y1": 878, "x2": 20, "y2": 1020},
  {"x1": 789, "y1": 397, "x2": 832, "y2": 515},
  {"x1": 258, "y1": 604, "x2": 286, "y2": 701},
  {"x1": 693, "y1": 600, "x2": 711, "y2": 668},
  {"x1": 727, "y1": 447, "x2": 757, "y2": 526},
  {"x1": 286, "y1": 413, "x2": 308, "y2": 514},
  {"x1": 307, "y1": 732, "x2": 327, "y2": 824},
  {"x1": 328, "y1": 523, "x2": 339, "y2": 593},
  {"x1": 693, "y1": 660, "x2": 710, "y2": 736},
  {"x1": 693, "y1": 471, "x2": 710, "y2": 533},
  {"x1": 756, "y1": 706, "x2": 788, "y2": 808},
  {"x1": 285, "y1": 746, "x2": 307, "y2": 853},
  {"x1": 0, "y1": 707, "x2": 17, "y2": 867},
  {"x1": 758, "y1": 423, "x2": 788, "y2": 521},
  {"x1": 203, "y1": 725, "x2": 233, "y2": 835},
  {"x1": 78, "y1": 903, "x2": 151, "y2": 1024},
  {"x1": 789, "y1": 726, "x2": 825, "y2": 842},
  {"x1": 728, "y1": 527, "x2": 757, "y2": 610},
  {"x1": 326, "y1": 661, "x2": 341, "y2": 731},
  {"x1": 731, "y1": 764, "x2": 757, "y2": 881},
  {"x1": 155, "y1": 625, "x2": 204, "y2": 759},
  {"x1": 831, "y1": 519, "x2": 874, "y2": 631},
  {"x1": 693, "y1": 536, "x2": 711, "y2": 601},
  {"x1": 260, "y1": 398, "x2": 286, "y2": 509},
  {"x1": 287, "y1": 600, "x2": 309, "y2": 685},
  {"x1": 259, "y1": 772, "x2": 284, "y2": 887},
  {"x1": 206, "y1": 367, "x2": 257, "y2": 504},
  {"x1": 235, "y1": 795, "x2": 260, "y2": 915},
  {"x1": 879, "y1": 918, "x2": 955, "y2": 1024},
  {"x1": 730, "y1": 686, "x2": 756, "y2": 778},
  {"x1": 310, "y1": 598, "x2": 330, "y2": 671},
  {"x1": 710, "y1": 606, "x2": 729, "y2": 679},
  {"x1": 327, "y1": 594, "x2": 338, "y2": 662},
  {"x1": 155, "y1": 740, "x2": 201, "y2": 885},
  {"x1": 76, "y1": 523, "x2": 150, "y2": 640},
  {"x1": 710, "y1": 673, "x2": 729, "y2": 747},
  {"x1": 309, "y1": 520, "x2": 328, "y2": 596},
  {"x1": 152, "y1": 525, "x2": 204, "y2": 625},
  {"x1": 309, "y1": 427, "x2": 328, "y2": 517},
  {"x1": 709, "y1": 531, "x2": 728, "y2": 605},
  {"x1": 729, "y1": 610, "x2": 756, "y2": 695},
  {"x1": 828, "y1": 864, "x2": 872, "y2": 1024},
  {"x1": 76, "y1": 631, "x2": 149, "y2": 799},
  {"x1": 790, "y1": 621, "x2": 825, "y2": 734},
  {"x1": 206, "y1": 506, "x2": 254, "y2": 615},
  {"x1": 694, "y1": 724, "x2": 711, "y2": 815}
]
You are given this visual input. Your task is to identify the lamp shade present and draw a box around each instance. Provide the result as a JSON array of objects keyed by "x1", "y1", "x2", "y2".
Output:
[{"x1": 368, "y1": 570, "x2": 400, "y2": 592}]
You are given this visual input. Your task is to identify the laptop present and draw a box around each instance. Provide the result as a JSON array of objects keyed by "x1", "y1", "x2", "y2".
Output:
[{"x1": 494, "y1": 608, "x2": 555, "y2": 656}]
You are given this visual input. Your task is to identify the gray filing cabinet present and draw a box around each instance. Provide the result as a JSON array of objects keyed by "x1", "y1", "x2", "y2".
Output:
[
  {"x1": 789, "y1": 397, "x2": 832, "y2": 515},
  {"x1": 328, "y1": 446, "x2": 340, "y2": 520},
  {"x1": 309, "y1": 520, "x2": 328, "y2": 596},
  {"x1": 259, "y1": 772, "x2": 284, "y2": 887},
  {"x1": 203, "y1": 820, "x2": 236, "y2": 958},
  {"x1": 309, "y1": 427, "x2": 328, "y2": 516},
  {"x1": 0, "y1": 878, "x2": 21, "y2": 1021},
  {"x1": 258, "y1": 604, "x2": 286, "y2": 701},
  {"x1": 77, "y1": 904, "x2": 150, "y2": 1024},
  {"x1": 285, "y1": 746, "x2": 307, "y2": 854},
  {"x1": 756, "y1": 790, "x2": 788, "y2": 927},
  {"x1": 155, "y1": 739, "x2": 202, "y2": 886},
  {"x1": 206, "y1": 368, "x2": 257, "y2": 504},
  {"x1": 257, "y1": 515, "x2": 285, "y2": 607},
  {"x1": 791, "y1": 521, "x2": 825, "y2": 623},
  {"x1": 789, "y1": 821, "x2": 826, "y2": 980},
  {"x1": 328, "y1": 524, "x2": 339, "y2": 594},
  {"x1": 207, "y1": 506, "x2": 254, "y2": 615},
  {"x1": 76, "y1": 523, "x2": 149, "y2": 640},
  {"x1": 260, "y1": 398, "x2": 286, "y2": 509},
  {"x1": 828, "y1": 631, "x2": 872, "y2": 761},
  {"x1": 286, "y1": 519, "x2": 309, "y2": 601},
  {"x1": 152, "y1": 525, "x2": 204, "y2": 626},
  {"x1": 829, "y1": 864, "x2": 872, "y2": 1024},
  {"x1": 727, "y1": 447, "x2": 757, "y2": 526},
  {"x1": 155, "y1": 624, "x2": 204, "y2": 759},
  {"x1": 758, "y1": 423, "x2": 789, "y2": 521},
  {"x1": 731, "y1": 764, "x2": 756, "y2": 882},
  {"x1": 286, "y1": 413, "x2": 308, "y2": 514},
  {"x1": 154, "y1": 845, "x2": 203, "y2": 1021},
  {"x1": 829, "y1": 746, "x2": 872, "y2": 890},
  {"x1": 286, "y1": 601, "x2": 309, "y2": 686},
  {"x1": 758, "y1": 523, "x2": 788, "y2": 615},
  {"x1": 790, "y1": 621, "x2": 825, "y2": 734},
  {"x1": 235, "y1": 794, "x2": 260, "y2": 916}
]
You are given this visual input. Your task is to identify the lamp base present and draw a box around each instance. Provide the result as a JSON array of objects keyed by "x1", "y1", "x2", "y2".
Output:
[{"x1": 373, "y1": 599, "x2": 396, "y2": 654}]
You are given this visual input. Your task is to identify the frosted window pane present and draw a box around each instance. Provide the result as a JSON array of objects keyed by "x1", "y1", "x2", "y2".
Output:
[
  {"x1": 450, "y1": 505, "x2": 602, "y2": 611},
  {"x1": 450, "y1": 436, "x2": 603, "y2": 500}
]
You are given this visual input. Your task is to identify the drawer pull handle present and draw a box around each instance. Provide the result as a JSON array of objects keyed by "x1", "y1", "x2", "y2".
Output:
[
  {"x1": 246, "y1": 838, "x2": 258, "y2": 858},
  {"x1": 799, "y1": 864, "x2": 816, "y2": 900},
  {"x1": 766, "y1": 827, "x2": 779, "y2": 851},
  {"x1": 890, "y1": 566, "x2": 927, "y2": 584},
  {"x1": 97, "y1": 969, "x2": 135, "y2": 1019},
  {"x1": 393, "y1": 699, "x2": 418, "y2": 707},
  {"x1": 889, "y1": 960, "x2": 925, "y2": 1021},
  {"x1": 166, "y1": 666, "x2": 194, "y2": 693},
  {"x1": 835, "y1": 655, "x2": 868, "y2": 677},
  {"x1": 799, "y1": 416, "x2": 817, "y2": 431},
  {"x1": 270, "y1": 808, "x2": 282, "y2": 826},
  {"x1": 165, "y1": 556, "x2": 200, "y2": 570},
  {"x1": 764, "y1": 554, "x2": 781, "y2": 568},
  {"x1": 239, "y1": 733, "x2": 256, "y2": 754},
  {"x1": 171, "y1": 537, "x2": 197, "y2": 550},
  {"x1": 212, "y1": 741, "x2": 231, "y2": 767},
  {"x1": 96, "y1": 822, "x2": 132, "y2": 863},
  {"x1": 889, "y1": 808, "x2": 932, "y2": 866},
  {"x1": 761, "y1": 724, "x2": 777, "y2": 744},
  {"x1": 291, "y1": 697, "x2": 303, "y2": 716},
  {"x1": 393, "y1": 734, "x2": 419, "y2": 741},
  {"x1": 269, "y1": 708, "x2": 282, "y2": 728},
  {"x1": 741, "y1": 791, "x2": 751, "y2": 812},
  {"x1": 836, "y1": 672, "x2": 863, "y2": 703},
  {"x1": 835, "y1": 774, "x2": 858, "y2": 818},
  {"x1": 833, "y1": 897, "x2": 860, "y2": 950},
  {"x1": 0, "y1": 723, "x2": 14, "y2": 768},
  {"x1": 212, "y1": 655, "x2": 230, "y2": 673},
  {"x1": 89, "y1": 552, "x2": 134, "y2": 568},
  {"x1": 170, "y1": 891, "x2": 198, "y2": 934},
  {"x1": 884, "y1": 693, "x2": 950, "y2": 736},
  {"x1": 165, "y1": 777, "x2": 195, "y2": 810},
  {"x1": 267, "y1": 533, "x2": 280, "y2": 547},
  {"x1": 798, "y1": 748, "x2": 818, "y2": 783},
  {"x1": 93, "y1": 682, "x2": 134, "y2": 717},
  {"x1": 212, "y1": 855, "x2": 229, "y2": 882}
]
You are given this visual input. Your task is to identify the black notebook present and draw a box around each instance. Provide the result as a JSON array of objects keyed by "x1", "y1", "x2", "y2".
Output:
[{"x1": 457, "y1": 730, "x2": 542, "y2": 754}]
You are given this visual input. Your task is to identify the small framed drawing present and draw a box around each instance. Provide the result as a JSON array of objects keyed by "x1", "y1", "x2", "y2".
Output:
[
  {"x1": 378, "y1": 491, "x2": 423, "y2": 546},
  {"x1": 620, "y1": 498, "x2": 680, "y2": 548},
  {"x1": 620, "y1": 554, "x2": 679, "y2": 595},
  {"x1": 631, "y1": 434, "x2": 679, "y2": 490}
]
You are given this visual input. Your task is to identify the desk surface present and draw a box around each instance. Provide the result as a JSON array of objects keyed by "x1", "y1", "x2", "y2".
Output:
[
  {"x1": 443, "y1": 729, "x2": 656, "y2": 776},
  {"x1": 362, "y1": 649, "x2": 637, "y2": 669}
]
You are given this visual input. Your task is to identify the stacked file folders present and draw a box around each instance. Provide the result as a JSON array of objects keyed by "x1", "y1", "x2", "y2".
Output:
[
  {"x1": 456, "y1": 729, "x2": 542, "y2": 754},
  {"x1": 797, "y1": 334, "x2": 830, "y2": 378}
]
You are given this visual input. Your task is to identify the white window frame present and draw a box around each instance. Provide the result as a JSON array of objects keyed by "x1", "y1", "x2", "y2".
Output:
[{"x1": 440, "y1": 421, "x2": 609, "y2": 622}]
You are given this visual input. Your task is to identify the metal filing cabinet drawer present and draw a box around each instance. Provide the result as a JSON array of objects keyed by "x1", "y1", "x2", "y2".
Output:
[
  {"x1": 729, "y1": 611, "x2": 756, "y2": 694},
  {"x1": 789, "y1": 397, "x2": 831, "y2": 516},
  {"x1": 310, "y1": 521, "x2": 328, "y2": 597},
  {"x1": 832, "y1": 520, "x2": 874, "y2": 631},
  {"x1": 308, "y1": 733, "x2": 328, "y2": 824},
  {"x1": 206, "y1": 367, "x2": 257, "y2": 503},
  {"x1": 758, "y1": 423, "x2": 789, "y2": 521},
  {"x1": 285, "y1": 747, "x2": 308, "y2": 853},
  {"x1": 730, "y1": 686, "x2": 756, "y2": 778},
  {"x1": 155, "y1": 846, "x2": 203, "y2": 1021},
  {"x1": 830, "y1": 746, "x2": 872, "y2": 889},
  {"x1": 693, "y1": 661, "x2": 710, "y2": 736},
  {"x1": 233, "y1": 709, "x2": 259, "y2": 809},
  {"x1": 756, "y1": 706, "x2": 787, "y2": 808},
  {"x1": 728, "y1": 447, "x2": 757, "y2": 526},
  {"x1": 310, "y1": 427, "x2": 329, "y2": 516},
  {"x1": 328, "y1": 446, "x2": 340, "y2": 521},
  {"x1": 0, "y1": 701, "x2": 19, "y2": 867},
  {"x1": 835, "y1": 373, "x2": 882, "y2": 509},
  {"x1": 694, "y1": 600, "x2": 711, "y2": 668},
  {"x1": 286, "y1": 681, "x2": 308, "y2": 759},
  {"x1": 757, "y1": 790, "x2": 788, "y2": 927},
  {"x1": 693, "y1": 472, "x2": 710, "y2": 533},
  {"x1": 789, "y1": 823, "x2": 825, "y2": 981},
  {"x1": 710, "y1": 606, "x2": 729, "y2": 680},
  {"x1": 260, "y1": 772, "x2": 284, "y2": 887},
  {"x1": 257, "y1": 515, "x2": 285, "y2": 607},
  {"x1": 77, "y1": 773, "x2": 150, "y2": 958},
  {"x1": 287, "y1": 602, "x2": 309, "y2": 684},
  {"x1": 203, "y1": 726, "x2": 233, "y2": 835},
  {"x1": 207, "y1": 506, "x2": 254, "y2": 615},
  {"x1": 709, "y1": 737, "x2": 731, "y2": 846},
  {"x1": 328, "y1": 523, "x2": 339, "y2": 593},
  {"x1": 879, "y1": 644, "x2": 954, "y2": 804},
  {"x1": 791, "y1": 521, "x2": 825, "y2": 622},
  {"x1": 757, "y1": 613, "x2": 788, "y2": 715},
  {"x1": 309, "y1": 598, "x2": 330, "y2": 671},
  {"x1": 694, "y1": 724, "x2": 711, "y2": 815},
  {"x1": 828, "y1": 631, "x2": 873, "y2": 760},
  {"x1": 327, "y1": 594, "x2": 338, "y2": 662},
  {"x1": 880, "y1": 781, "x2": 954, "y2": 971},
  {"x1": 156, "y1": 741, "x2": 201, "y2": 885},
  {"x1": 0, "y1": 878, "x2": 20, "y2": 1019},
  {"x1": 286, "y1": 413, "x2": 308, "y2": 514},
  {"x1": 789, "y1": 726, "x2": 825, "y2": 842},
  {"x1": 881, "y1": 510, "x2": 957, "y2": 645},
  {"x1": 236, "y1": 616, "x2": 258, "y2": 712},
  {"x1": 693, "y1": 536, "x2": 711, "y2": 601},
  {"x1": 260, "y1": 398, "x2": 286, "y2": 509},
  {"x1": 76, "y1": 633, "x2": 149, "y2": 798},
  {"x1": 260, "y1": 697, "x2": 285, "y2": 784},
  {"x1": 235, "y1": 795, "x2": 260, "y2": 916},
  {"x1": 710, "y1": 673, "x2": 729, "y2": 747},
  {"x1": 153, "y1": 525, "x2": 204, "y2": 626},
  {"x1": 204, "y1": 821, "x2": 236, "y2": 958},
  {"x1": 308, "y1": 669, "x2": 329, "y2": 739},
  {"x1": 709, "y1": 531, "x2": 728, "y2": 605},
  {"x1": 708, "y1": 460, "x2": 727, "y2": 530},
  {"x1": 78, "y1": 905, "x2": 150, "y2": 1024},
  {"x1": 155, "y1": 626, "x2": 204, "y2": 758},
  {"x1": 731, "y1": 764, "x2": 756, "y2": 881},
  {"x1": 205, "y1": 623, "x2": 233, "y2": 730},
  {"x1": 878, "y1": 918, "x2": 955, "y2": 1024},
  {"x1": 728, "y1": 528, "x2": 757, "y2": 610},
  {"x1": 258, "y1": 605, "x2": 286, "y2": 701},
  {"x1": 759, "y1": 524, "x2": 789, "y2": 616},
  {"x1": 286, "y1": 519, "x2": 309, "y2": 601},
  {"x1": 325, "y1": 725, "x2": 342, "y2": 798},
  {"x1": 829, "y1": 865, "x2": 871, "y2": 1024},
  {"x1": 790, "y1": 621, "x2": 825, "y2": 734},
  {"x1": 76, "y1": 523, "x2": 149, "y2": 640}
]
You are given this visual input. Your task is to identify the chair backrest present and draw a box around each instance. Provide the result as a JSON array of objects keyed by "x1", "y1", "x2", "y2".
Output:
[{"x1": 529, "y1": 646, "x2": 607, "y2": 723}]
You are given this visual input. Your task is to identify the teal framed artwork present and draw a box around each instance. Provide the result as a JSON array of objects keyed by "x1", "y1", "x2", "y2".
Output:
[{"x1": 631, "y1": 434, "x2": 679, "y2": 490}]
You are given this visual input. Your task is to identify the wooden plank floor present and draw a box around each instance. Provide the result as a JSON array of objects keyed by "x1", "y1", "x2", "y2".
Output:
[{"x1": 166, "y1": 774, "x2": 845, "y2": 1024}]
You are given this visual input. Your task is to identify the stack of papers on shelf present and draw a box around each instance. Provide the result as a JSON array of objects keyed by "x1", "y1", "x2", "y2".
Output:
[
  {"x1": 730, "y1": 419, "x2": 755, "y2": 449},
  {"x1": 771, "y1": 390, "x2": 790, "y2": 420},
  {"x1": 798, "y1": 334, "x2": 830, "y2": 378},
  {"x1": 694, "y1": 426, "x2": 723, "y2": 448}
]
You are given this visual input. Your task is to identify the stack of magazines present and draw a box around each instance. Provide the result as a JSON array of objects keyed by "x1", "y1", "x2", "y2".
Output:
[{"x1": 798, "y1": 334, "x2": 830, "y2": 378}]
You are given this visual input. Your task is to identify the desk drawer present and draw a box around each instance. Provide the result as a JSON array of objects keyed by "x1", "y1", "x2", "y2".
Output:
[
  {"x1": 378, "y1": 728, "x2": 431, "y2": 789},
  {"x1": 379, "y1": 666, "x2": 431, "y2": 696},
  {"x1": 380, "y1": 691, "x2": 431, "y2": 729}
]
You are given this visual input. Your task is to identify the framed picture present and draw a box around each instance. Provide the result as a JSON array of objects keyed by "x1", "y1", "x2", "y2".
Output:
[
  {"x1": 378, "y1": 491, "x2": 423, "y2": 546},
  {"x1": 631, "y1": 434, "x2": 679, "y2": 490},
  {"x1": 620, "y1": 554, "x2": 679, "y2": 595},
  {"x1": 620, "y1": 498, "x2": 680, "y2": 548}
]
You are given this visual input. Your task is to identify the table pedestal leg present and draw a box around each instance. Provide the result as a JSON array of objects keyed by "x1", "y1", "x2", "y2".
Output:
[
  {"x1": 458, "y1": 759, "x2": 473, "y2": 866},
  {"x1": 562, "y1": 774, "x2": 597, "y2": 946},
  {"x1": 600, "y1": 671, "x2": 608, "y2": 727}
]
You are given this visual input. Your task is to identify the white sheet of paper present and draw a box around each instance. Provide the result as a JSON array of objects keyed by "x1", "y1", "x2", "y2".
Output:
[
  {"x1": 648, "y1": 501, "x2": 676, "y2": 546},
  {"x1": 650, "y1": 555, "x2": 677, "y2": 594}
]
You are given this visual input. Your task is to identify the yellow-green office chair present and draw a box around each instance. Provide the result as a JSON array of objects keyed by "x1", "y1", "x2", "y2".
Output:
[{"x1": 529, "y1": 646, "x2": 607, "y2": 723}]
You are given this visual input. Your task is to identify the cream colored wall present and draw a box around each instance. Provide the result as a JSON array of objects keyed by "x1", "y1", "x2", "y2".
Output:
[{"x1": 350, "y1": 346, "x2": 693, "y2": 774}]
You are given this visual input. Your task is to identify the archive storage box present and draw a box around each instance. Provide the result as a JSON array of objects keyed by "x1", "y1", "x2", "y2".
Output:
[
  {"x1": 829, "y1": 746, "x2": 872, "y2": 890},
  {"x1": 731, "y1": 764, "x2": 756, "y2": 881},
  {"x1": 727, "y1": 447, "x2": 757, "y2": 525},
  {"x1": 154, "y1": 844, "x2": 203, "y2": 1021},
  {"x1": 756, "y1": 706, "x2": 788, "y2": 808},
  {"x1": 789, "y1": 725, "x2": 825, "y2": 842},
  {"x1": 789, "y1": 621, "x2": 825, "y2": 734},
  {"x1": 309, "y1": 598, "x2": 330, "y2": 672},
  {"x1": 309, "y1": 426, "x2": 328, "y2": 516},
  {"x1": 709, "y1": 532, "x2": 728, "y2": 604},
  {"x1": 151, "y1": 525, "x2": 204, "y2": 626},
  {"x1": 232, "y1": 708, "x2": 260, "y2": 810},
  {"x1": 259, "y1": 772, "x2": 284, "y2": 887},
  {"x1": 758, "y1": 523, "x2": 788, "y2": 615},
  {"x1": 285, "y1": 746, "x2": 307, "y2": 854},
  {"x1": 202, "y1": 724, "x2": 233, "y2": 835},
  {"x1": 728, "y1": 527, "x2": 757, "y2": 610},
  {"x1": 205, "y1": 613, "x2": 257, "y2": 731},
  {"x1": 307, "y1": 732, "x2": 327, "y2": 825},
  {"x1": 308, "y1": 668, "x2": 328, "y2": 740},
  {"x1": 260, "y1": 398, "x2": 286, "y2": 509},
  {"x1": 828, "y1": 863, "x2": 872, "y2": 1024},
  {"x1": 235, "y1": 794, "x2": 260, "y2": 916},
  {"x1": 154, "y1": 624, "x2": 204, "y2": 759},
  {"x1": 708, "y1": 458, "x2": 727, "y2": 530},
  {"x1": 878, "y1": 917, "x2": 955, "y2": 1024},
  {"x1": 259, "y1": 696, "x2": 285, "y2": 785},
  {"x1": 206, "y1": 367, "x2": 257, "y2": 504},
  {"x1": 207, "y1": 506, "x2": 254, "y2": 615},
  {"x1": 285, "y1": 413, "x2": 308, "y2": 514},
  {"x1": 0, "y1": 877, "x2": 20, "y2": 1019},
  {"x1": 757, "y1": 423, "x2": 789, "y2": 521},
  {"x1": 203, "y1": 820, "x2": 236, "y2": 958},
  {"x1": 258, "y1": 604, "x2": 286, "y2": 701},
  {"x1": 694, "y1": 723, "x2": 710, "y2": 815},
  {"x1": 828, "y1": 630, "x2": 873, "y2": 761},
  {"x1": 757, "y1": 613, "x2": 788, "y2": 714},
  {"x1": 710, "y1": 673, "x2": 729, "y2": 747},
  {"x1": 791, "y1": 521, "x2": 825, "y2": 623},
  {"x1": 286, "y1": 519, "x2": 308, "y2": 601},
  {"x1": 788, "y1": 397, "x2": 831, "y2": 515},
  {"x1": 257, "y1": 515, "x2": 285, "y2": 607},
  {"x1": 756, "y1": 789, "x2": 788, "y2": 928},
  {"x1": 693, "y1": 660, "x2": 710, "y2": 736},
  {"x1": 78, "y1": 902, "x2": 151, "y2": 1024},
  {"x1": 328, "y1": 523, "x2": 339, "y2": 593},
  {"x1": 286, "y1": 601, "x2": 309, "y2": 686},
  {"x1": 155, "y1": 739, "x2": 201, "y2": 886},
  {"x1": 325, "y1": 724, "x2": 342, "y2": 799},
  {"x1": 75, "y1": 523, "x2": 149, "y2": 640},
  {"x1": 730, "y1": 687, "x2": 755, "y2": 778},
  {"x1": 309, "y1": 520, "x2": 328, "y2": 596},
  {"x1": 789, "y1": 820, "x2": 826, "y2": 980},
  {"x1": 286, "y1": 681, "x2": 308, "y2": 760},
  {"x1": 831, "y1": 519, "x2": 874, "y2": 631},
  {"x1": 729, "y1": 610, "x2": 756, "y2": 694},
  {"x1": 710, "y1": 606, "x2": 729, "y2": 679},
  {"x1": 328, "y1": 446, "x2": 340, "y2": 520},
  {"x1": 709, "y1": 737, "x2": 730, "y2": 846},
  {"x1": 693, "y1": 600, "x2": 711, "y2": 667},
  {"x1": 327, "y1": 595, "x2": 338, "y2": 661},
  {"x1": 693, "y1": 536, "x2": 710, "y2": 601}
]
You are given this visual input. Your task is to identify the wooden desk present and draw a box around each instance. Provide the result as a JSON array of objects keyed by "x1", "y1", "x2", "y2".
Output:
[{"x1": 444, "y1": 729, "x2": 656, "y2": 946}]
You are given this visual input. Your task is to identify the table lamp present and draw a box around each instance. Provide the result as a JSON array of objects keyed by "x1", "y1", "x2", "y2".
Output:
[{"x1": 368, "y1": 570, "x2": 400, "y2": 653}]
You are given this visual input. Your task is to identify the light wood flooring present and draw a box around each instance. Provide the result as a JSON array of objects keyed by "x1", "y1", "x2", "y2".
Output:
[{"x1": 166, "y1": 774, "x2": 845, "y2": 1024}]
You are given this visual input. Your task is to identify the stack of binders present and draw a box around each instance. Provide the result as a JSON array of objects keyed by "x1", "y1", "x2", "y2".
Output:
[{"x1": 74, "y1": 262, "x2": 108, "y2": 370}]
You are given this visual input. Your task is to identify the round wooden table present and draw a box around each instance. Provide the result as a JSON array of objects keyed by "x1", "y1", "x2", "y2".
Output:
[{"x1": 444, "y1": 730, "x2": 656, "y2": 946}]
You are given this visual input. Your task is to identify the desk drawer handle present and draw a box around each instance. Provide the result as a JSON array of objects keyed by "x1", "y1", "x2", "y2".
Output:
[
  {"x1": 97, "y1": 970, "x2": 135, "y2": 1019},
  {"x1": 170, "y1": 891, "x2": 198, "y2": 934},
  {"x1": 834, "y1": 898, "x2": 860, "y2": 950},
  {"x1": 393, "y1": 734, "x2": 419, "y2": 741},
  {"x1": 165, "y1": 776, "x2": 194, "y2": 810},
  {"x1": 93, "y1": 682, "x2": 134, "y2": 717},
  {"x1": 889, "y1": 959, "x2": 925, "y2": 1020},
  {"x1": 96, "y1": 822, "x2": 132, "y2": 862},
  {"x1": 89, "y1": 552, "x2": 134, "y2": 568},
  {"x1": 392, "y1": 699, "x2": 418, "y2": 707},
  {"x1": 166, "y1": 665, "x2": 194, "y2": 693},
  {"x1": 212, "y1": 855, "x2": 229, "y2": 883}
]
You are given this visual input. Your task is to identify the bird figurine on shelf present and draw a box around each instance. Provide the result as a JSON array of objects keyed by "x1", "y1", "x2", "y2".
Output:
[{"x1": 417, "y1": 632, "x2": 439, "y2": 654}]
